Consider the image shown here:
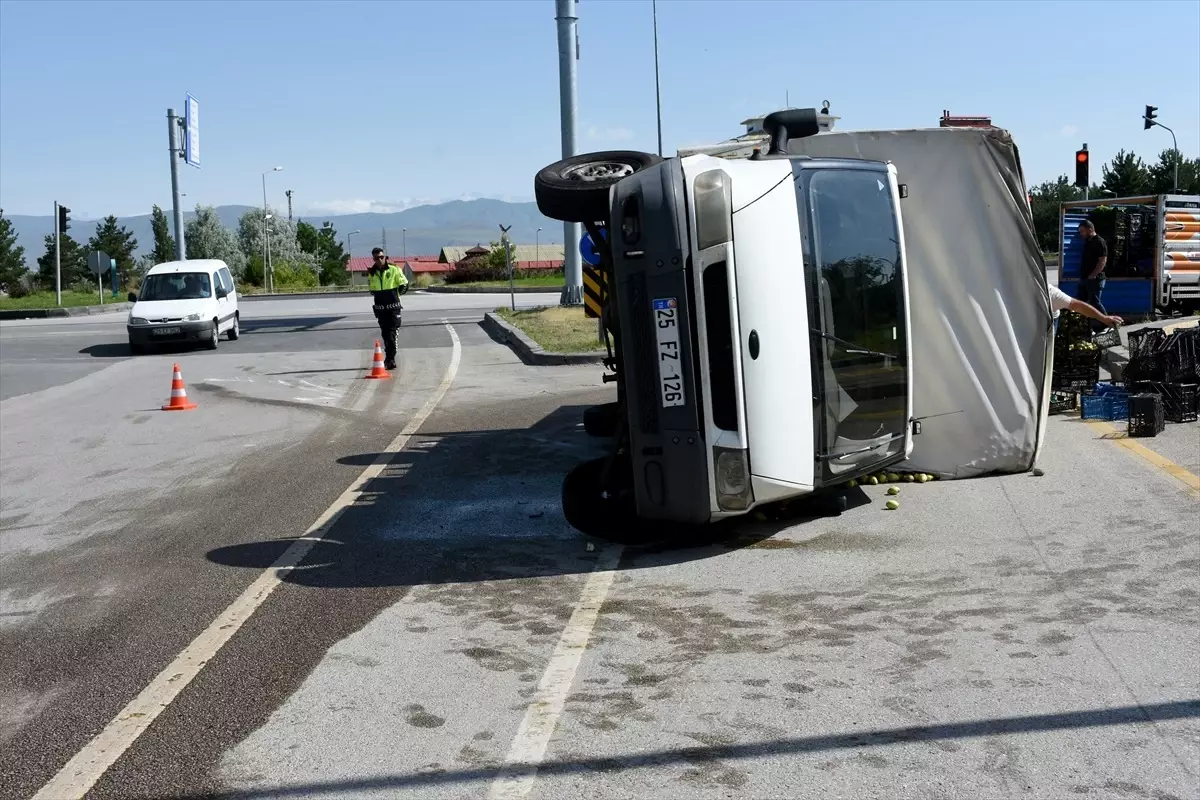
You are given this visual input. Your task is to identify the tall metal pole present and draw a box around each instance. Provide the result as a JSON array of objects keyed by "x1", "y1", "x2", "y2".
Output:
[
  {"x1": 53, "y1": 201, "x2": 61, "y2": 306},
  {"x1": 167, "y1": 109, "x2": 186, "y2": 261},
  {"x1": 652, "y1": 0, "x2": 663, "y2": 157},
  {"x1": 501, "y1": 223, "x2": 514, "y2": 311},
  {"x1": 556, "y1": 0, "x2": 582, "y2": 306},
  {"x1": 402, "y1": 228, "x2": 407, "y2": 260},
  {"x1": 261, "y1": 173, "x2": 270, "y2": 292}
]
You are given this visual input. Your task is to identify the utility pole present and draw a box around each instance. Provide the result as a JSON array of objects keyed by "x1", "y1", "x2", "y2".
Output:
[
  {"x1": 556, "y1": 0, "x2": 582, "y2": 306},
  {"x1": 500, "y1": 224, "x2": 514, "y2": 311},
  {"x1": 166, "y1": 108, "x2": 186, "y2": 261},
  {"x1": 382, "y1": 227, "x2": 387, "y2": 253},
  {"x1": 53, "y1": 201, "x2": 61, "y2": 306},
  {"x1": 652, "y1": 0, "x2": 663, "y2": 157},
  {"x1": 285, "y1": 189, "x2": 293, "y2": 221}
]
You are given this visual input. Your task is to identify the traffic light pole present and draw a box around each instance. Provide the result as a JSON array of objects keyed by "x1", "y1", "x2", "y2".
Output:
[
  {"x1": 1144, "y1": 105, "x2": 1179, "y2": 192},
  {"x1": 53, "y1": 201, "x2": 61, "y2": 307}
]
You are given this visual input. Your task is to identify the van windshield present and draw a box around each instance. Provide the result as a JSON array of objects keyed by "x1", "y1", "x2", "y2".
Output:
[
  {"x1": 796, "y1": 166, "x2": 908, "y2": 475},
  {"x1": 139, "y1": 272, "x2": 212, "y2": 301}
]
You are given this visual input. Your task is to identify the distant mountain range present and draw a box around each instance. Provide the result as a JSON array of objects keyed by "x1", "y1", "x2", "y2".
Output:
[{"x1": 4, "y1": 198, "x2": 567, "y2": 260}]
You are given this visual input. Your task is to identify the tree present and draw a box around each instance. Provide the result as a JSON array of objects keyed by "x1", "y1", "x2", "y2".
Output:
[
  {"x1": 36, "y1": 233, "x2": 87, "y2": 290},
  {"x1": 485, "y1": 239, "x2": 518, "y2": 272},
  {"x1": 150, "y1": 205, "x2": 176, "y2": 265},
  {"x1": 0, "y1": 210, "x2": 27, "y2": 289},
  {"x1": 1147, "y1": 149, "x2": 1200, "y2": 195},
  {"x1": 1029, "y1": 175, "x2": 1082, "y2": 253},
  {"x1": 185, "y1": 205, "x2": 246, "y2": 275},
  {"x1": 297, "y1": 220, "x2": 350, "y2": 285},
  {"x1": 87, "y1": 216, "x2": 138, "y2": 288},
  {"x1": 1100, "y1": 149, "x2": 1150, "y2": 197},
  {"x1": 236, "y1": 208, "x2": 316, "y2": 281}
]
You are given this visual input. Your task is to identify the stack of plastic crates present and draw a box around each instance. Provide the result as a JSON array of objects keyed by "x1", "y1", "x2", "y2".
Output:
[
  {"x1": 1128, "y1": 393, "x2": 1166, "y2": 437},
  {"x1": 1129, "y1": 380, "x2": 1199, "y2": 424},
  {"x1": 1080, "y1": 383, "x2": 1129, "y2": 421},
  {"x1": 1053, "y1": 313, "x2": 1099, "y2": 392}
]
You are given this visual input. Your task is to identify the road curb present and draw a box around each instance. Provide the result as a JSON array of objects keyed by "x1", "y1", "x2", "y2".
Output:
[
  {"x1": 482, "y1": 312, "x2": 606, "y2": 366},
  {"x1": 0, "y1": 301, "x2": 131, "y2": 320},
  {"x1": 427, "y1": 285, "x2": 565, "y2": 295}
]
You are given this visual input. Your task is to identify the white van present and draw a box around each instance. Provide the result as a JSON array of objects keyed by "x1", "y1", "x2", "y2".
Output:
[{"x1": 127, "y1": 259, "x2": 240, "y2": 354}]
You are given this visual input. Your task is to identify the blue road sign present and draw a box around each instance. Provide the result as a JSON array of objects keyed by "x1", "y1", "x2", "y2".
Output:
[{"x1": 580, "y1": 227, "x2": 608, "y2": 267}]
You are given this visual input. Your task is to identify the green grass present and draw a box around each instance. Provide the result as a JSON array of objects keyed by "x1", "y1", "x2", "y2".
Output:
[
  {"x1": 496, "y1": 306, "x2": 609, "y2": 353},
  {"x1": 455, "y1": 275, "x2": 565, "y2": 289},
  {"x1": 0, "y1": 290, "x2": 125, "y2": 310}
]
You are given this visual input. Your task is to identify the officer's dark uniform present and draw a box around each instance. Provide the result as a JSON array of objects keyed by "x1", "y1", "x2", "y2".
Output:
[{"x1": 367, "y1": 258, "x2": 408, "y2": 369}]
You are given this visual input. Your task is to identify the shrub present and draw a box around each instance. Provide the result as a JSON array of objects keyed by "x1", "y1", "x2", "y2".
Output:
[
  {"x1": 6, "y1": 274, "x2": 35, "y2": 298},
  {"x1": 272, "y1": 261, "x2": 318, "y2": 289}
]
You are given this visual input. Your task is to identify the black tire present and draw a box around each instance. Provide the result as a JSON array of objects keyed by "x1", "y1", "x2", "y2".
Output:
[
  {"x1": 583, "y1": 402, "x2": 620, "y2": 438},
  {"x1": 561, "y1": 456, "x2": 644, "y2": 542},
  {"x1": 205, "y1": 321, "x2": 219, "y2": 350},
  {"x1": 227, "y1": 313, "x2": 240, "y2": 340},
  {"x1": 535, "y1": 150, "x2": 664, "y2": 224}
]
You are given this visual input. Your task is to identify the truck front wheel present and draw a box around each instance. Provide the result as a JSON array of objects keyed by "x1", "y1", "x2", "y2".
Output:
[
  {"x1": 582, "y1": 403, "x2": 620, "y2": 438},
  {"x1": 535, "y1": 151, "x2": 663, "y2": 224},
  {"x1": 561, "y1": 456, "x2": 643, "y2": 542}
]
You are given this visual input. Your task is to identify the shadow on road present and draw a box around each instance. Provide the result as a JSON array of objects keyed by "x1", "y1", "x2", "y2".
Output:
[
  {"x1": 180, "y1": 698, "x2": 1200, "y2": 799},
  {"x1": 204, "y1": 404, "x2": 861, "y2": 589}
]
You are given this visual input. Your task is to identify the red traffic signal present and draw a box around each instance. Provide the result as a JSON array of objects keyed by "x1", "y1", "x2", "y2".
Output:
[{"x1": 1074, "y1": 149, "x2": 1089, "y2": 188}]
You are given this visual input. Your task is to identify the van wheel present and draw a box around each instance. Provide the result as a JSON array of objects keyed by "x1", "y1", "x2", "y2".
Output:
[
  {"x1": 535, "y1": 151, "x2": 664, "y2": 224},
  {"x1": 227, "y1": 314, "x2": 240, "y2": 340},
  {"x1": 583, "y1": 403, "x2": 620, "y2": 438},
  {"x1": 206, "y1": 321, "x2": 219, "y2": 350},
  {"x1": 129, "y1": 340, "x2": 145, "y2": 356}
]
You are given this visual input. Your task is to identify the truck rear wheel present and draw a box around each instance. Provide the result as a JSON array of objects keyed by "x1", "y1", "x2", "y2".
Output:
[
  {"x1": 582, "y1": 403, "x2": 620, "y2": 438},
  {"x1": 561, "y1": 456, "x2": 644, "y2": 542},
  {"x1": 535, "y1": 151, "x2": 663, "y2": 224}
]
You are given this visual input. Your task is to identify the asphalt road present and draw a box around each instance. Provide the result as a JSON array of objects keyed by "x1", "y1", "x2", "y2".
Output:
[{"x1": 1, "y1": 292, "x2": 1197, "y2": 800}]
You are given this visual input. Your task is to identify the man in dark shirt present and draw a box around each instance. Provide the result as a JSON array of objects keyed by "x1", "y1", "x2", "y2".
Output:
[{"x1": 1077, "y1": 220, "x2": 1108, "y2": 326}]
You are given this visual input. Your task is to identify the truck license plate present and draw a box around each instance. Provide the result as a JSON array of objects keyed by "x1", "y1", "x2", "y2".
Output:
[
  {"x1": 152, "y1": 327, "x2": 181, "y2": 336},
  {"x1": 652, "y1": 298, "x2": 685, "y2": 408}
]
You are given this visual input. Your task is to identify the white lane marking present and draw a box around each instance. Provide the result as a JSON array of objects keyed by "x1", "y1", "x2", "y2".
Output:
[
  {"x1": 487, "y1": 545, "x2": 624, "y2": 800},
  {"x1": 32, "y1": 322, "x2": 463, "y2": 800}
]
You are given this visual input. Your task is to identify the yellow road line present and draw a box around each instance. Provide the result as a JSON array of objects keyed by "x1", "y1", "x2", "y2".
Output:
[{"x1": 1085, "y1": 420, "x2": 1200, "y2": 495}]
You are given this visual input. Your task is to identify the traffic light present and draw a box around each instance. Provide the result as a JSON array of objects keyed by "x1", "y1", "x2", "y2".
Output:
[
  {"x1": 1074, "y1": 149, "x2": 1089, "y2": 188},
  {"x1": 58, "y1": 205, "x2": 70, "y2": 233},
  {"x1": 1144, "y1": 105, "x2": 1157, "y2": 130}
]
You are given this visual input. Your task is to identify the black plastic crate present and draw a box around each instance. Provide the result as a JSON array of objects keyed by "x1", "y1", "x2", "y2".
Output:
[
  {"x1": 1052, "y1": 365, "x2": 1100, "y2": 392},
  {"x1": 1049, "y1": 390, "x2": 1077, "y2": 415},
  {"x1": 1092, "y1": 327, "x2": 1122, "y2": 349},
  {"x1": 1129, "y1": 381, "x2": 1199, "y2": 423},
  {"x1": 1128, "y1": 393, "x2": 1166, "y2": 437}
]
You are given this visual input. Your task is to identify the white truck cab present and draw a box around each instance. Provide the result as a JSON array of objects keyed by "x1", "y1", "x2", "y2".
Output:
[{"x1": 535, "y1": 109, "x2": 914, "y2": 540}]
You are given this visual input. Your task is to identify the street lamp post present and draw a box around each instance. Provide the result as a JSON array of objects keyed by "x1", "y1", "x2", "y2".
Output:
[
  {"x1": 262, "y1": 166, "x2": 283, "y2": 292},
  {"x1": 347, "y1": 229, "x2": 361, "y2": 284},
  {"x1": 265, "y1": 214, "x2": 275, "y2": 293},
  {"x1": 652, "y1": 0, "x2": 663, "y2": 157},
  {"x1": 537, "y1": 227, "x2": 542, "y2": 266},
  {"x1": 402, "y1": 228, "x2": 407, "y2": 261},
  {"x1": 500, "y1": 223, "x2": 514, "y2": 311}
]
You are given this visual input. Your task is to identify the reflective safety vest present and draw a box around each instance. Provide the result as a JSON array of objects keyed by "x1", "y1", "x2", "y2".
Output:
[{"x1": 368, "y1": 263, "x2": 408, "y2": 292}]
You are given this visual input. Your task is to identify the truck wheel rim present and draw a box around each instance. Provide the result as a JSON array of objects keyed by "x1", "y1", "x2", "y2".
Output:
[{"x1": 563, "y1": 161, "x2": 635, "y2": 182}]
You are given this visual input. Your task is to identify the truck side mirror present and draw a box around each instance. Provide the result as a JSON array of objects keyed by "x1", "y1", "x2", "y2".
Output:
[{"x1": 764, "y1": 108, "x2": 820, "y2": 155}]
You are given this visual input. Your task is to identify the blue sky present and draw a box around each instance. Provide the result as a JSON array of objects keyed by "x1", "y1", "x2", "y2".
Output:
[{"x1": 1, "y1": 0, "x2": 1197, "y2": 219}]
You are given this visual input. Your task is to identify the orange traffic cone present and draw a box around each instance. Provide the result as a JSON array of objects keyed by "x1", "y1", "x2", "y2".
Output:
[
  {"x1": 161, "y1": 363, "x2": 198, "y2": 411},
  {"x1": 364, "y1": 340, "x2": 391, "y2": 380}
]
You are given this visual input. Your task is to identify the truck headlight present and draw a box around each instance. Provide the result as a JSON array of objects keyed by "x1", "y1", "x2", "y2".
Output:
[
  {"x1": 714, "y1": 446, "x2": 753, "y2": 511},
  {"x1": 694, "y1": 169, "x2": 732, "y2": 250},
  {"x1": 184, "y1": 313, "x2": 202, "y2": 321},
  {"x1": 129, "y1": 317, "x2": 148, "y2": 325}
]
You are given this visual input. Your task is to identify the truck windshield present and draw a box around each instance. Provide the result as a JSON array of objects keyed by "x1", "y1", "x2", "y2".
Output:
[{"x1": 797, "y1": 166, "x2": 907, "y2": 475}]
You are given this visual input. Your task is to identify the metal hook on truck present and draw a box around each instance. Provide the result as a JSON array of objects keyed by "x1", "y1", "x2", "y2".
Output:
[{"x1": 534, "y1": 108, "x2": 916, "y2": 543}]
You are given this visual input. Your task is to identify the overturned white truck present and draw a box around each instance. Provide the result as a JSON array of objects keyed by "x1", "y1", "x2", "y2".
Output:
[{"x1": 534, "y1": 112, "x2": 1050, "y2": 541}]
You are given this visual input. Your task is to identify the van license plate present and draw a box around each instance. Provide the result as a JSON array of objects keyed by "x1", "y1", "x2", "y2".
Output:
[
  {"x1": 152, "y1": 327, "x2": 181, "y2": 336},
  {"x1": 652, "y1": 298, "x2": 685, "y2": 408}
]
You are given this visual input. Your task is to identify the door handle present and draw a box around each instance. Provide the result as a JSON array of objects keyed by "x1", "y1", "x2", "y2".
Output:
[{"x1": 748, "y1": 330, "x2": 760, "y2": 360}]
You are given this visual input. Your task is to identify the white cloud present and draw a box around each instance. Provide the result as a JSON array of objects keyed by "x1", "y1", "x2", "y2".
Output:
[
  {"x1": 303, "y1": 194, "x2": 536, "y2": 216},
  {"x1": 587, "y1": 126, "x2": 635, "y2": 142},
  {"x1": 1059, "y1": 125, "x2": 1079, "y2": 138}
]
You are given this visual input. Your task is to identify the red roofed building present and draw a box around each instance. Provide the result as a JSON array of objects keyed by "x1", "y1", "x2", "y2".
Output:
[{"x1": 348, "y1": 255, "x2": 442, "y2": 286}]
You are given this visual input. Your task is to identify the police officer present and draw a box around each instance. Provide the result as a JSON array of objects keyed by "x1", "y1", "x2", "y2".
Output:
[{"x1": 367, "y1": 247, "x2": 408, "y2": 370}]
